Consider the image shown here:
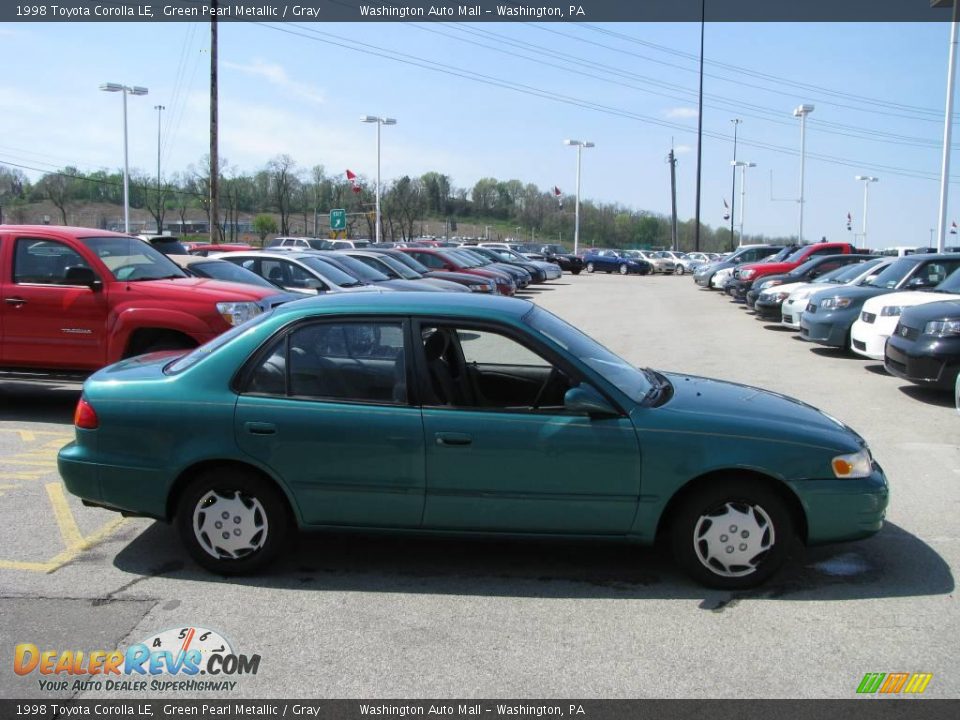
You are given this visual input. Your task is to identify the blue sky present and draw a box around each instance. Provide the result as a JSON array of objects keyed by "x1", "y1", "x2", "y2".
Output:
[{"x1": 0, "y1": 20, "x2": 955, "y2": 247}]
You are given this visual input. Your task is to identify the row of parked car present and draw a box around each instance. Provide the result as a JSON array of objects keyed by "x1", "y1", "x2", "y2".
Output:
[
  {"x1": 579, "y1": 248, "x2": 724, "y2": 276},
  {"x1": 691, "y1": 242, "x2": 960, "y2": 403}
]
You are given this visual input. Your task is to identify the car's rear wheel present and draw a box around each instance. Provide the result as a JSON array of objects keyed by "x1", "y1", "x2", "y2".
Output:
[
  {"x1": 586, "y1": 262, "x2": 595, "y2": 273},
  {"x1": 176, "y1": 466, "x2": 290, "y2": 575},
  {"x1": 670, "y1": 479, "x2": 793, "y2": 589},
  {"x1": 619, "y1": 264, "x2": 629, "y2": 275},
  {"x1": 675, "y1": 264, "x2": 685, "y2": 276}
]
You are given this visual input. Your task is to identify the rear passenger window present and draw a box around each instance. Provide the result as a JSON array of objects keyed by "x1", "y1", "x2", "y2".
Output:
[
  {"x1": 13, "y1": 239, "x2": 94, "y2": 285},
  {"x1": 245, "y1": 322, "x2": 407, "y2": 404}
]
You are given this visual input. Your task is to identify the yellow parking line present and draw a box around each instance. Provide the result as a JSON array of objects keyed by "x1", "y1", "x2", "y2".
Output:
[
  {"x1": 0, "y1": 429, "x2": 70, "y2": 437},
  {"x1": 45, "y1": 483, "x2": 85, "y2": 548},
  {"x1": 42, "y1": 516, "x2": 128, "y2": 573},
  {"x1": 0, "y1": 559, "x2": 56, "y2": 572}
]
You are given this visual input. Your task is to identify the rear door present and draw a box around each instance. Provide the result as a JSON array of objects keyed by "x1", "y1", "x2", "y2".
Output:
[
  {"x1": 235, "y1": 318, "x2": 426, "y2": 527},
  {"x1": 0, "y1": 235, "x2": 108, "y2": 370}
]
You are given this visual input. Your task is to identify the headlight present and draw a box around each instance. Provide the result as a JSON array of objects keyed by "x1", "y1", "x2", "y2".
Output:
[
  {"x1": 217, "y1": 301, "x2": 262, "y2": 326},
  {"x1": 832, "y1": 449, "x2": 873, "y2": 479},
  {"x1": 759, "y1": 279, "x2": 782, "y2": 290},
  {"x1": 773, "y1": 291, "x2": 790, "y2": 302},
  {"x1": 880, "y1": 306, "x2": 903, "y2": 317},
  {"x1": 467, "y1": 283, "x2": 490, "y2": 292},
  {"x1": 819, "y1": 296, "x2": 852, "y2": 310},
  {"x1": 924, "y1": 319, "x2": 960, "y2": 336},
  {"x1": 740, "y1": 269, "x2": 756, "y2": 280}
]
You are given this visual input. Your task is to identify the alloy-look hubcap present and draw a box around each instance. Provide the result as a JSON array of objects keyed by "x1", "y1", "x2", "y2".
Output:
[
  {"x1": 693, "y1": 501, "x2": 774, "y2": 578},
  {"x1": 193, "y1": 490, "x2": 268, "y2": 560}
]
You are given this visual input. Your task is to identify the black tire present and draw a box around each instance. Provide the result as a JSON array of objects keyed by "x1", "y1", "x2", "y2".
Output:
[
  {"x1": 669, "y1": 479, "x2": 794, "y2": 589},
  {"x1": 176, "y1": 466, "x2": 290, "y2": 575},
  {"x1": 571, "y1": 269, "x2": 582, "y2": 275},
  {"x1": 586, "y1": 262, "x2": 595, "y2": 273},
  {"x1": 619, "y1": 264, "x2": 629, "y2": 275},
  {"x1": 675, "y1": 265, "x2": 685, "y2": 276}
]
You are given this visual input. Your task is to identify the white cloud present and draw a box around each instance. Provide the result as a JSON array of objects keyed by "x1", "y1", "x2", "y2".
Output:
[
  {"x1": 223, "y1": 59, "x2": 324, "y2": 105},
  {"x1": 665, "y1": 107, "x2": 699, "y2": 119},
  {"x1": 674, "y1": 144, "x2": 693, "y2": 154}
]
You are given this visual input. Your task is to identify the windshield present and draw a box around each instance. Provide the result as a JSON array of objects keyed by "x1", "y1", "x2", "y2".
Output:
[
  {"x1": 326, "y1": 254, "x2": 390, "y2": 282},
  {"x1": 822, "y1": 259, "x2": 883, "y2": 284},
  {"x1": 387, "y1": 251, "x2": 431, "y2": 274},
  {"x1": 863, "y1": 258, "x2": 919, "y2": 289},
  {"x1": 784, "y1": 247, "x2": 813, "y2": 263},
  {"x1": 298, "y1": 256, "x2": 363, "y2": 287},
  {"x1": 447, "y1": 250, "x2": 483, "y2": 267},
  {"x1": 192, "y1": 260, "x2": 278, "y2": 289},
  {"x1": 370, "y1": 254, "x2": 421, "y2": 280},
  {"x1": 81, "y1": 237, "x2": 188, "y2": 281},
  {"x1": 526, "y1": 306, "x2": 652, "y2": 403}
]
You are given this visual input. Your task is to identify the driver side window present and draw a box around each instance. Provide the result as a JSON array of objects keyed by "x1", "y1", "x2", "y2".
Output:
[
  {"x1": 14, "y1": 239, "x2": 94, "y2": 286},
  {"x1": 419, "y1": 325, "x2": 572, "y2": 413}
]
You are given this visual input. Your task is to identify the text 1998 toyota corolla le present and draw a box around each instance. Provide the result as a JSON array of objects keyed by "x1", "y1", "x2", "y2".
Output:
[{"x1": 58, "y1": 293, "x2": 888, "y2": 589}]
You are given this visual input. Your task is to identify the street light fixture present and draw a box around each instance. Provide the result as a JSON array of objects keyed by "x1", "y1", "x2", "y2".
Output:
[
  {"x1": 564, "y1": 139, "x2": 595, "y2": 256},
  {"x1": 793, "y1": 104, "x2": 814, "y2": 244},
  {"x1": 360, "y1": 115, "x2": 397, "y2": 244},
  {"x1": 731, "y1": 161, "x2": 757, "y2": 245},
  {"x1": 854, "y1": 175, "x2": 879, "y2": 248},
  {"x1": 100, "y1": 83, "x2": 148, "y2": 234}
]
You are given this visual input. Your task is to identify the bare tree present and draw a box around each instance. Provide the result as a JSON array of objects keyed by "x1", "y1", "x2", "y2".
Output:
[{"x1": 267, "y1": 155, "x2": 299, "y2": 236}]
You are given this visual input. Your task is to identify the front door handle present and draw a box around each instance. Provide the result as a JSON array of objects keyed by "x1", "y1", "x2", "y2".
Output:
[
  {"x1": 435, "y1": 432, "x2": 472, "y2": 447},
  {"x1": 244, "y1": 422, "x2": 277, "y2": 435},
  {"x1": 4, "y1": 297, "x2": 26, "y2": 307}
]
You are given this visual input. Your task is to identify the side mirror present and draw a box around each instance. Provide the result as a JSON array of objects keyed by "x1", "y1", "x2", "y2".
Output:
[
  {"x1": 906, "y1": 277, "x2": 928, "y2": 289},
  {"x1": 564, "y1": 384, "x2": 620, "y2": 418},
  {"x1": 64, "y1": 266, "x2": 101, "y2": 290}
]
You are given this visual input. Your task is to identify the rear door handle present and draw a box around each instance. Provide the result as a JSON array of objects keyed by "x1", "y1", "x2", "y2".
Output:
[
  {"x1": 4, "y1": 297, "x2": 26, "y2": 307},
  {"x1": 244, "y1": 422, "x2": 277, "y2": 435},
  {"x1": 435, "y1": 432, "x2": 472, "y2": 447}
]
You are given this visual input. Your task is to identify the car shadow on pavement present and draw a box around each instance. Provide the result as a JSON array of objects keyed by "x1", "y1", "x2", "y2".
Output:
[
  {"x1": 0, "y1": 384, "x2": 79, "y2": 424},
  {"x1": 761, "y1": 324, "x2": 793, "y2": 332},
  {"x1": 803, "y1": 345, "x2": 865, "y2": 361},
  {"x1": 896, "y1": 384, "x2": 956, "y2": 408},
  {"x1": 111, "y1": 520, "x2": 952, "y2": 605}
]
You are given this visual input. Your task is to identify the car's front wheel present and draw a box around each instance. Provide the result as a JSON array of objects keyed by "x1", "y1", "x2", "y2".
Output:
[
  {"x1": 670, "y1": 479, "x2": 793, "y2": 589},
  {"x1": 619, "y1": 264, "x2": 629, "y2": 275},
  {"x1": 176, "y1": 466, "x2": 290, "y2": 575},
  {"x1": 586, "y1": 262, "x2": 595, "y2": 273},
  {"x1": 675, "y1": 264, "x2": 685, "y2": 276}
]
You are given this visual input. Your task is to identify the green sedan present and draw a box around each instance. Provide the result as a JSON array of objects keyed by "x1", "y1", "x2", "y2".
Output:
[{"x1": 58, "y1": 293, "x2": 888, "y2": 589}]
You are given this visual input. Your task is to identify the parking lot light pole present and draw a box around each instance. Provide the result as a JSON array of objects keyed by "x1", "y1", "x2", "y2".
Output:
[
  {"x1": 854, "y1": 176, "x2": 879, "y2": 248},
  {"x1": 564, "y1": 139, "x2": 594, "y2": 256},
  {"x1": 100, "y1": 82, "x2": 149, "y2": 234},
  {"x1": 793, "y1": 104, "x2": 814, "y2": 244},
  {"x1": 732, "y1": 161, "x2": 757, "y2": 243},
  {"x1": 360, "y1": 116, "x2": 397, "y2": 245}
]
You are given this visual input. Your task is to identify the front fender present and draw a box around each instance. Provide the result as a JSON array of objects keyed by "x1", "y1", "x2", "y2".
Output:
[{"x1": 107, "y1": 306, "x2": 219, "y2": 362}]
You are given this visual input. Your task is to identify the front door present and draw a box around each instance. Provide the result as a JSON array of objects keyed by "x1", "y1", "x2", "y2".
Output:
[
  {"x1": 234, "y1": 319, "x2": 425, "y2": 527},
  {"x1": 415, "y1": 322, "x2": 641, "y2": 534},
  {"x1": 0, "y1": 236, "x2": 108, "y2": 370}
]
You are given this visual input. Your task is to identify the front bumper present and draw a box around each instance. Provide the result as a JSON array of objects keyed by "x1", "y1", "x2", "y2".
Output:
[
  {"x1": 790, "y1": 466, "x2": 889, "y2": 545},
  {"x1": 850, "y1": 318, "x2": 894, "y2": 360},
  {"x1": 884, "y1": 334, "x2": 960, "y2": 390},
  {"x1": 725, "y1": 278, "x2": 751, "y2": 299},
  {"x1": 754, "y1": 297, "x2": 785, "y2": 321},
  {"x1": 799, "y1": 308, "x2": 859, "y2": 347}
]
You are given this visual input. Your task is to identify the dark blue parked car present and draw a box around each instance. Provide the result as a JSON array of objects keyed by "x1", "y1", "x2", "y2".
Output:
[{"x1": 583, "y1": 249, "x2": 651, "y2": 275}]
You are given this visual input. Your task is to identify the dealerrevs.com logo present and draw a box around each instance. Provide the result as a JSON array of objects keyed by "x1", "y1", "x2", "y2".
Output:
[{"x1": 14, "y1": 626, "x2": 260, "y2": 693}]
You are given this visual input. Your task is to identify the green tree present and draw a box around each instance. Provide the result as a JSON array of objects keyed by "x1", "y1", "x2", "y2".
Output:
[{"x1": 252, "y1": 214, "x2": 278, "y2": 243}]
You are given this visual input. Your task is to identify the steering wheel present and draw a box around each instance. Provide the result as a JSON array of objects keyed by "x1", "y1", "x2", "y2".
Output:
[{"x1": 531, "y1": 367, "x2": 560, "y2": 410}]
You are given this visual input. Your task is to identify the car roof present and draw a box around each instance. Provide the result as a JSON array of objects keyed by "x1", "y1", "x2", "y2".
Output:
[{"x1": 269, "y1": 290, "x2": 534, "y2": 321}]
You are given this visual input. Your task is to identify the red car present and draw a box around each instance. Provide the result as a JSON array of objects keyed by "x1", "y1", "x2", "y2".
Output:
[
  {"x1": 0, "y1": 226, "x2": 288, "y2": 383},
  {"x1": 726, "y1": 242, "x2": 857, "y2": 299},
  {"x1": 397, "y1": 248, "x2": 516, "y2": 295}
]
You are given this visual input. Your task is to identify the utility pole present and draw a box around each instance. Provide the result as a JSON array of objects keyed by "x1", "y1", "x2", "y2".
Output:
[
  {"x1": 729, "y1": 119, "x2": 741, "y2": 251},
  {"x1": 667, "y1": 146, "x2": 678, "y2": 251},
  {"x1": 209, "y1": 6, "x2": 220, "y2": 244},
  {"x1": 693, "y1": 0, "x2": 705, "y2": 252}
]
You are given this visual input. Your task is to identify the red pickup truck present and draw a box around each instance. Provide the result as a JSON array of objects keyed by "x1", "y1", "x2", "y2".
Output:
[
  {"x1": 726, "y1": 242, "x2": 857, "y2": 299},
  {"x1": 0, "y1": 226, "x2": 288, "y2": 384}
]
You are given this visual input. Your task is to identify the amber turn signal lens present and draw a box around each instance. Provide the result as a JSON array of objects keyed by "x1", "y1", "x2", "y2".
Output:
[{"x1": 74, "y1": 397, "x2": 99, "y2": 430}]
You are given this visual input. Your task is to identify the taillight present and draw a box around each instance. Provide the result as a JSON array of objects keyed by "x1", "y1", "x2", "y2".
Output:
[{"x1": 74, "y1": 397, "x2": 99, "y2": 430}]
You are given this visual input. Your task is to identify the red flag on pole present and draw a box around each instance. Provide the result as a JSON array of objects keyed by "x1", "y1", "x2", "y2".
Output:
[
  {"x1": 553, "y1": 186, "x2": 562, "y2": 208},
  {"x1": 846, "y1": 212, "x2": 852, "y2": 231},
  {"x1": 346, "y1": 169, "x2": 361, "y2": 194},
  {"x1": 951, "y1": 221, "x2": 957, "y2": 235}
]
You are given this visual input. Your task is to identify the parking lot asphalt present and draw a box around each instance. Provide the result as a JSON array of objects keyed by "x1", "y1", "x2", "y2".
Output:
[{"x1": 1, "y1": 273, "x2": 957, "y2": 699}]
